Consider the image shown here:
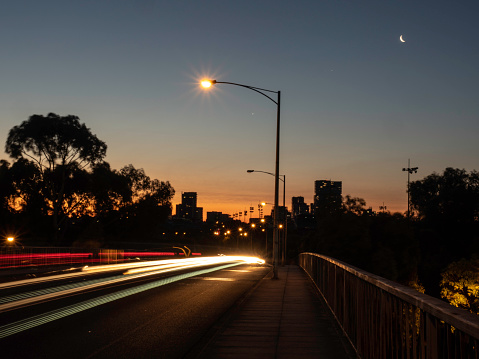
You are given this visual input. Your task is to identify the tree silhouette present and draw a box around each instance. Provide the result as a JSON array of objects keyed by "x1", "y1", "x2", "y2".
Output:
[
  {"x1": 90, "y1": 162, "x2": 131, "y2": 215},
  {"x1": 1, "y1": 114, "x2": 177, "y2": 245},
  {"x1": 0, "y1": 160, "x2": 14, "y2": 213},
  {"x1": 5, "y1": 113, "x2": 107, "y2": 242},
  {"x1": 409, "y1": 168, "x2": 479, "y2": 224},
  {"x1": 117, "y1": 165, "x2": 175, "y2": 237},
  {"x1": 409, "y1": 168, "x2": 479, "y2": 296},
  {"x1": 9, "y1": 158, "x2": 44, "y2": 214}
]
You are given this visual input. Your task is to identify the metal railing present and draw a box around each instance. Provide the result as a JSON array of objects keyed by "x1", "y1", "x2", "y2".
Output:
[{"x1": 299, "y1": 253, "x2": 479, "y2": 359}]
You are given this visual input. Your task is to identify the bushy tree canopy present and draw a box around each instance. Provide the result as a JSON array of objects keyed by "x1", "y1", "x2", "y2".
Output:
[
  {"x1": 6, "y1": 113, "x2": 107, "y2": 171},
  {"x1": 4, "y1": 113, "x2": 108, "y2": 241},
  {"x1": 441, "y1": 258, "x2": 479, "y2": 314},
  {"x1": 409, "y1": 168, "x2": 479, "y2": 223}
]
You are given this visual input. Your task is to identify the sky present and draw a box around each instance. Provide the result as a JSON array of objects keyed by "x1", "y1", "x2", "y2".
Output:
[{"x1": 1, "y1": 0, "x2": 478, "y2": 219}]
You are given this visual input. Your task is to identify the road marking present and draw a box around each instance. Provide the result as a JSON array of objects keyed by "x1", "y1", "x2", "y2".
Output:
[{"x1": 191, "y1": 277, "x2": 236, "y2": 281}]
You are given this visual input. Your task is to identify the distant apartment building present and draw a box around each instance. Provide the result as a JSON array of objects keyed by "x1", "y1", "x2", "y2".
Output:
[
  {"x1": 314, "y1": 180, "x2": 342, "y2": 216},
  {"x1": 175, "y1": 192, "x2": 203, "y2": 222},
  {"x1": 292, "y1": 196, "x2": 310, "y2": 218},
  {"x1": 206, "y1": 211, "x2": 231, "y2": 223}
]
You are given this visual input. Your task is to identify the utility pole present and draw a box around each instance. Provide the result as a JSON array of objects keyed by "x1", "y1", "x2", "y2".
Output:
[{"x1": 402, "y1": 159, "x2": 418, "y2": 218}]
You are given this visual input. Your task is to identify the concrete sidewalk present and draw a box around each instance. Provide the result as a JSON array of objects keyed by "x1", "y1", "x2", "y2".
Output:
[{"x1": 195, "y1": 265, "x2": 358, "y2": 359}]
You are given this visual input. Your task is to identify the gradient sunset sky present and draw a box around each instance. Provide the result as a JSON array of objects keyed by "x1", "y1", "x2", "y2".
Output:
[{"x1": 1, "y1": 1, "x2": 478, "y2": 218}]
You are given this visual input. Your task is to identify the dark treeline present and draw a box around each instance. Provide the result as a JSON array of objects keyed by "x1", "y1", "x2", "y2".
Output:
[
  {"x1": 294, "y1": 167, "x2": 479, "y2": 310},
  {"x1": 0, "y1": 113, "x2": 175, "y2": 246}
]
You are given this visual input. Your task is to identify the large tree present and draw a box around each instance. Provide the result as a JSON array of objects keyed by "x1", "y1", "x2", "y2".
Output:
[
  {"x1": 409, "y1": 168, "x2": 479, "y2": 224},
  {"x1": 409, "y1": 168, "x2": 479, "y2": 295},
  {"x1": 5, "y1": 113, "x2": 107, "y2": 242}
]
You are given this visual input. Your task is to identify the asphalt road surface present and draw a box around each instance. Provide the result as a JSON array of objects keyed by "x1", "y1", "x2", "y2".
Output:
[{"x1": 0, "y1": 259, "x2": 270, "y2": 359}]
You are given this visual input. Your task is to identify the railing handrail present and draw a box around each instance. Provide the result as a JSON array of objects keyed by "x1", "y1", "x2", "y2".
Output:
[{"x1": 301, "y1": 252, "x2": 479, "y2": 345}]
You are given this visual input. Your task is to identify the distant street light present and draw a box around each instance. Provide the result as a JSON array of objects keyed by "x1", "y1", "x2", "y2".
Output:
[
  {"x1": 247, "y1": 170, "x2": 287, "y2": 266},
  {"x1": 3, "y1": 236, "x2": 23, "y2": 249},
  {"x1": 202, "y1": 79, "x2": 281, "y2": 279},
  {"x1": 250, "y1": 223, "x2": 256, "y2": 252},
  {"x1": 402, "y1": 159, "x2": 418, "y2": 218}
]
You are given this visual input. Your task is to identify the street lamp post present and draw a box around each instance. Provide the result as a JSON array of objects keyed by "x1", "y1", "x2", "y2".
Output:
[
  {"x1": 201, "y1": 79, "x2": 281, "y2": 279},
  {"x1": 247, "y1": 170, "x2": 287, "y2": 266}
]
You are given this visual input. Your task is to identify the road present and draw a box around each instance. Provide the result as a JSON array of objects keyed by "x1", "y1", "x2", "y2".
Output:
[{"x1": 0, "y1": 257, "x2": 270, "y2": 359}]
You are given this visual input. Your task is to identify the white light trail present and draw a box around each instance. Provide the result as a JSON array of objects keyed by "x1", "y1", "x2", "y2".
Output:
[
  {"x1": 0, "y1": 262, "x2": 246, "y2": 339},
  {"x1": 0, "y1": 256, "x2": 264, "y2": 312},
  {"x1": 0, "y1": 256, "x2": 264, "y2": 290}
]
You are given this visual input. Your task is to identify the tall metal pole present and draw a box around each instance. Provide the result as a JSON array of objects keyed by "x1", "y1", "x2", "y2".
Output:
[
  {"x1": 407, "y1": 160, "x2": 410, "y2": 217},
  {"x1": 272, "y1": 91, "x2": 280, "y2": 279},
  {"x1": 282, "y1": 174, "x2": 286, "y2": 266},
  {"x1": 402, "y1": 159, "x2": 418, "y2": 218}
]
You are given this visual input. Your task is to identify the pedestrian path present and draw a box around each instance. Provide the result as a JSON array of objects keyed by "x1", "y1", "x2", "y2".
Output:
[{"x1": 195, "y1": 265, "x2": 358, "y2": 359}]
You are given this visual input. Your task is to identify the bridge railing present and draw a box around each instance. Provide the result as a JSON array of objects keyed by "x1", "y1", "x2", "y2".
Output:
[{"x1": 299, "y1": 252, "x2": 479, "y2": 359}]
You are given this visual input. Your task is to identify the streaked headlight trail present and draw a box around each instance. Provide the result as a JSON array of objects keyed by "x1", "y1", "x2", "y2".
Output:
[{"x1": 0, "y1": 256, "x2": 265, "y2": 338}]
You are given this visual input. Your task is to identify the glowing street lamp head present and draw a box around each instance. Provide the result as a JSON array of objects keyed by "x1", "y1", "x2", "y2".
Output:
[
  {"x1": 201, "y1": 79, "x2": 216, "y2": 88},
  {"x1": 7, "y1": 237, "x2": 14, "y2": 243}
]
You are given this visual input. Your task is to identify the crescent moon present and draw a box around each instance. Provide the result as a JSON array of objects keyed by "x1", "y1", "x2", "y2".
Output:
[{"x1": 400, "y1": 35, "x2": 406, "y2": 43}]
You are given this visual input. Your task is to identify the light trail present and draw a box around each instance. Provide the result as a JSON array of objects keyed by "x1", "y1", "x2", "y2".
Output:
[
  {"x1": 0, "y1": 253, "x2": 93, "y2": 259},
  {"x1": 0, "y1": 262, "x2": 247, "y2": 339},
  {"x1": 0, "y1": 256, "x2": 262, "y2": 289},
  {"x1": 0, "y1": 251, "x2": 202, "y2": 269},
  {"x1": 122, "y1": 256, "x2": 264, "y2": 275},
  {"x1": 0, "y1": 270, "x2": 101, "y2": 290},
  {"x1": 0, "y1": 259, "x2": 177, "y2": 290},
  {"x1": 0, "y1": 256, "x2": 265, "y2": 312}
]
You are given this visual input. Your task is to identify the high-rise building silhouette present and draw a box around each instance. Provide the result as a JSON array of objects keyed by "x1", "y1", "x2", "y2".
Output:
[
  {"x1": 175, "y1": 192, "x2": 203, "y2": 222},
  {"x1": 292, "y1": 196, "x2": 310, "y2": 218},
  {"x1": 206, "y1": 211, "x2": 231, "y2": 223},
  {"x1": 314, "y1": 180, "x2": 342, "y2": 216}
]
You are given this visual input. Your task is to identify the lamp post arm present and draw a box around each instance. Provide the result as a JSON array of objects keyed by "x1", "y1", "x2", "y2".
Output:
[
  {"x1": 248, "y1": 170, "x2": 285, "y2": 183},
  {"x1": 213, "y1": 81, "x2": 279, "y2": 105}
]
